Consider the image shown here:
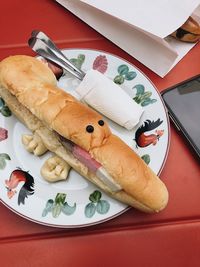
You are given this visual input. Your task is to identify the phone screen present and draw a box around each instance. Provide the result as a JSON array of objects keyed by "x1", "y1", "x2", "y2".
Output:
[{"x1": 162, "y1": 76, "x2": 200, "y2": 158}]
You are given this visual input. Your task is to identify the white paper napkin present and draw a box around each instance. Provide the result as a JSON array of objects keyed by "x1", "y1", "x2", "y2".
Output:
[{"x1": 75, "y1": 70, "x2": 144, "y2": 130}]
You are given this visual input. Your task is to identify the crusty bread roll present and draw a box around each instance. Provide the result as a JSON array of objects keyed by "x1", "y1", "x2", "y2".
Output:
[
  {"x1": 171, "y1": 16, "x2": 200, "y2": 42},
  {"x1": 0, "y1": 55, "x2": 169, "y2": 213}
]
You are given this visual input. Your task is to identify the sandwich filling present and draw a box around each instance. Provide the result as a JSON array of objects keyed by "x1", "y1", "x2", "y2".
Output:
[{"x1": 59, "y1": 135, "x2": 122, "y2": 192}]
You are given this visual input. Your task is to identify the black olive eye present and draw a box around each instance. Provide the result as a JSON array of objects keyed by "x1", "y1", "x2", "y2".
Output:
[
  {"x1": 86, "y1": 125, "x2": 94, "y2": 133},
  {"x1": 98, "y1": 120, "x2": 104, "y2": 126}
]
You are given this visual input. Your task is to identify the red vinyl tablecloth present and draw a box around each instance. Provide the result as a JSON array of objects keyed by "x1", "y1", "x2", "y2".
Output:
[{"x1": 0, "y1": 1, "x2": 200, "y2": 266}]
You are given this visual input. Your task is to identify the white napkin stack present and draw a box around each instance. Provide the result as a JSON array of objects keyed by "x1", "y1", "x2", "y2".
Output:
[{"x1": 75, "y1": 70, "x2": 143, "y2": 130}]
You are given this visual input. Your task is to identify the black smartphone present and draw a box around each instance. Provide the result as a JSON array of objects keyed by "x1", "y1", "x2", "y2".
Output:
[{"x1": 162, "y1": 75, "x2": 200, "y2": 159}]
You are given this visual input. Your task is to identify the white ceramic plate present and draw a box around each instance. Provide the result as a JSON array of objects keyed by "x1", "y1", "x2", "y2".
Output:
[{"x1": 0, "y1": 49, "x2": 170, "y2": 228}]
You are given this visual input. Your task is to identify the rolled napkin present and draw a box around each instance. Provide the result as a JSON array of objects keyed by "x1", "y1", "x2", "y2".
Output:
[{"x1": 75, "y1": 69, "x2": 144, "y2": 130}]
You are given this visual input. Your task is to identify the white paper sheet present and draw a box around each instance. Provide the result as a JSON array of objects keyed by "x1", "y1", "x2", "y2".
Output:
[
  {"x1": 81, "y1": 0, "x2": 200, "y2": 38},
  {"x1": 56, "y1": 0, "x2": 200, "y2": 77}
]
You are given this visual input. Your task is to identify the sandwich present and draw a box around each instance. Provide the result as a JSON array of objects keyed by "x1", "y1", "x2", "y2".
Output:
[{"x1": 0, "y1": 55, "x2": 169, "y2": 213}]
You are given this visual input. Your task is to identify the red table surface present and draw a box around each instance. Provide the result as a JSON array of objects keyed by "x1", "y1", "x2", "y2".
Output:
[{"x1": 0, "y1": 1, "x2": 200, "y2": 266}]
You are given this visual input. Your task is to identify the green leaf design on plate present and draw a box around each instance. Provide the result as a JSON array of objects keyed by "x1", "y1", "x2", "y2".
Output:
[
  {"x1": 114, "y1": 75, "x2": 124, "y2": 84},
  {"x1": 133, "y1": 85, "x2": 157, "y2": 106},
  {"x1": 1, "y1": 106, "x2": 12, "y2": 117},
  {"x1": 85, "y1": 190, "x2": 110, "y2": 218},
  {"x1": 118, "y1": 64, "x2": 129, "y2": 75},
  {"x1": 42, "y1": 199, "x2": 54, "y2": 217},
  {"x1": 0, "y1": 98, "x2": 5, "y2": 109},
  {"x1": 150, "y1": 99, "x2": 157, "y2": 104},
  {"x1": 52, "y1": 203, "x2": 62, "y2": 218},
  {"x1": 89, "y1": 190, "x2": 102, "y2": 203},
  {"x1": 114, "y1": 65, "x2": 137, "y2": 84},
  {"x1": 134, "y1": 92, "x2": 152, "y2": 104},
  {"x1": 125, "y1": 71, "x2": 137, "y2": 80},
  {"x1": 0, "y1": 153, "x2": 11, "y2": 160},
  {"x1": 42, "y1": 194, "x2": 76, "y2": 218},
  {"x1": 62, "y1": 202, "x2": 76, "y2": 215},
  {"x1": 141, "y1": 154, "x2": 151, "y2": 165},
  {"x1": 85, "y1": 202, "x2": 96, "y2": 218},
  {"x1": 0, "y1": 153, "x2": 11, "y2": 170},
  {"x1": 0, "y1": 158, "x2": 6, "y2": 170},
  {"x1": 55, "y1": 193, "x2": 66, "y2": 205},
  {"x1": 142, "y1": 91, "x2": 152, "y2": 99},
  {"x1": 96, "y1": 200, "x2": 110, "y2": 214},
  {"x1": 45, "y1": 199, "x2": 54, "y2": 210},
  {"x1": 133, "y1": 95, "x2": 143, "y2": 104},
  {"x1": 133, "y1": 84, "x2": 145, "y2": 95},
  {"x1": 141, "y1": 98, "x2": 152, "y2": 106},
  {"x1": 42, "y1": 209, "x2": 49, "y2": 217},
  {"x1": 70, "y1": 54, "x2": 85, "y2": 69},
  {"x1": 77, "y1": 54, "x2": 85, "y2": 63},
  {"x1": 69, "y1": 58, "x2": 78, "y2": 67}
]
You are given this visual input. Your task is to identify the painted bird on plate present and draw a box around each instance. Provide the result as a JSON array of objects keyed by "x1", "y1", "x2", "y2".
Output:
[
  {"x1": 134, "y1": 119, "x2": 164, "y2": 148},
  {"x1": 5, "y1": 168, "x2": 35, "y2": 205}
]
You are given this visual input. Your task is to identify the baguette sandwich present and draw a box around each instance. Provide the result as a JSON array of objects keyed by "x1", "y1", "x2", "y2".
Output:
[{"x1": 0, "y1": 55, "x2": 168, "y2": 213}]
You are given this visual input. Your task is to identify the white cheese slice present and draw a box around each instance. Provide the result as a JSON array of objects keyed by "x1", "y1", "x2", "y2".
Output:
[{"x1": 96, "y1": 166, "x2": 122, "y2": 192}]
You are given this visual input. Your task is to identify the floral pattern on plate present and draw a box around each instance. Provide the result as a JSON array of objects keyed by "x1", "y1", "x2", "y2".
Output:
[{"x1": 42, "y1": 193, "x2": 76, "y2": 218}]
